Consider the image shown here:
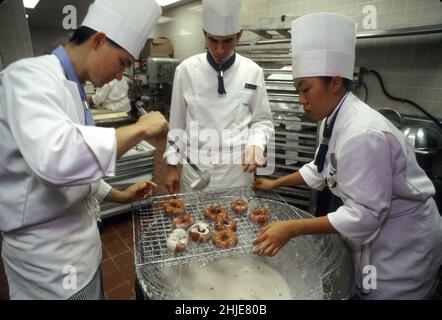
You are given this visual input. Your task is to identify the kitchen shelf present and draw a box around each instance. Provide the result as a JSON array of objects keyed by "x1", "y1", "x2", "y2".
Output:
[
  {"x1": 237, "y1": 35, "x2": 320, "y2": 212},
  {"x1": 238, "y1": 23, "x2": 442, "y2": 45}
]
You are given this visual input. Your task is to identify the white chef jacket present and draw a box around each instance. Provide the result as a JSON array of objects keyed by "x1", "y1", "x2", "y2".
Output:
[
  {"x1": 164, "y1": 52, "x2": 274, "y2": 191},
  {"x1": 299, "y1": 92, "x2": 442, "y2": 299},
  {"x1": 92, "y1": 76, "x2": 131, "y2": 112},
  {"x1": 0, "y1": 54, "x2": 117, "y2": 299}
]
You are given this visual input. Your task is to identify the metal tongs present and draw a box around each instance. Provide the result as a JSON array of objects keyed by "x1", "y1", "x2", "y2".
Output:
[
  {"x1": 166, "y1": 139, "x2": 211, "y2": 191},
  {"x1": 134, "y1": 102, "x2": 210, "y2": 191}
]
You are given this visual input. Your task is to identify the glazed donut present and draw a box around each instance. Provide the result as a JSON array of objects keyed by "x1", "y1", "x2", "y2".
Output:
[
  {"x1": 163, "y1": 197, "x2": 186, "y2": 216},
  {"x1": 171, "y1": 214, "x2": 193, "y2": 230},
  {"x1": 189, "y1": 222, "x2": 212, "y2": 243},
  {"x1": 214, "y1": 214, "x2": 237, "y2": 232},
  {"x1": 166, "y1": 228, "x2": 189, "y2": 253},
  {"x1": 203, "y1": 204, "x2": 228, "y2": 221},
  {"x1": 230, "y1": 198, "x2": 248, "y2": 215},
  {"x1": 212, "y1": 229, "x2": 238, "y2": 249},
  {"x1": 249, "y1": 207, "x2": 272, "y2": 226}
]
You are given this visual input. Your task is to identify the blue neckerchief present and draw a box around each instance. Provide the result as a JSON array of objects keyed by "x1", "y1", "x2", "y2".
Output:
[
  {"x1": 52, "y1": 45, "x2": 95, "y2": 126},
  {"x1": 206, "y1": 51, "x2": 236, "y2": 95},
  {"x1": 313, "y1": 92, "x2": 349, "y2": 173}
]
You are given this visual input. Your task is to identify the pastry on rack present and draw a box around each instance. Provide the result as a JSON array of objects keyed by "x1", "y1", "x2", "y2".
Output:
[
  {"x1": 230, "y1": 198, "x2": 248, "y2": 215},
  {"x1": 249, "y1": 207, "x2": 272, "y2": 226},
  {"x1": 203, "y1": 204, "x2": 228, "y2": 221},
  {"x1": 189, "y1": 222, "x2": 212, "y2": 243},
  {"x1": 166, "y1": 228, "x2": 189, "y2": 253},
  {"x1": 163, "y1": 197, "x2": 186, "y2": 216},
  {"x1": 171, "y1": 213, "x2": 193, "y2": 230},
  {"x1": 214, "y1": 214, "x2": 237, "y2": 232},
  {"x1": 212, "y1": 229, "x2": 238, "y2": 249}
]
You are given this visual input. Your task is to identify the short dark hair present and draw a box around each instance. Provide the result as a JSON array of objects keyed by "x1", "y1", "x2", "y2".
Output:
[
  {"x1": 68, "y1": 26, "x2": 96, "y2": 45},
  {"x1": 68, "y1": 26, "x2": 123, "y2": 49},
  {"x1": 320, "y1": 76, "x2": 355, "y2": 92}
]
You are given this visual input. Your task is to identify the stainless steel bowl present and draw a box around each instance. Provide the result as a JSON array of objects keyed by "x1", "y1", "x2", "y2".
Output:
[
  {"x1": 378, "y1": 108, "x2": 404, "y2": 129},
  {"x1": 402, "y1": 126, "x2": 442, "y2": 154}
]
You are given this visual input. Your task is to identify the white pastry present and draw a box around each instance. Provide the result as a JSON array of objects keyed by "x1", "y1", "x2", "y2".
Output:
[{"x1": 166, "y1": 228, "x2": 189, "y2": 253}]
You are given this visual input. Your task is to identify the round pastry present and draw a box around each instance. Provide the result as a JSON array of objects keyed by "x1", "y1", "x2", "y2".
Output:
[
  {"x1": 212, "y1": 229, "x2": 238, "y2": 249},
  {"x1": 189, "y1": 222, "x2": 212, "y2": 243},
  {"x1": 249, "y1": 207, "x2": 272, "y2": 226},
  {"x1": 163, "y1": 197, "x2": 186, "y2": 216},
  {"x1": 203, "y1": 204, "x2": 228, "y2": 221},
  {"x1": 166, "y1": 228, "x2": 189, "y2": 253},
  {"x1": 171, "y1": 214, "x2": 193, "y2": 230},
  {"x1": 214, "y1": 214, "x2": 237, "y2": 232},
  {"x1": 230, "y1": 198, "x2": 248, "y2": 215}
]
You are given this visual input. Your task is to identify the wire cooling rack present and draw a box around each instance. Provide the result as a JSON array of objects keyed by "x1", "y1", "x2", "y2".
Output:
[{"x1": 132, "y1": 187, "x2": 311, "y2": 269}]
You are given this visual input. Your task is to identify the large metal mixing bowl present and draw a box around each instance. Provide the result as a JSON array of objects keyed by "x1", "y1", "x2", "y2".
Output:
[
  {"x1": 402, "y1": 125, "x2": 442, "y2": 155},
  {"x1": 132, "y1": 187, "x2": 354, "y2": 300}
]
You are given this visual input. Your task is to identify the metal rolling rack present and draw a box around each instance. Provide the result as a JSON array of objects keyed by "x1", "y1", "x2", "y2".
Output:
[{"x1": 237, "y1": 21, "x2": 320, "y2": 213}]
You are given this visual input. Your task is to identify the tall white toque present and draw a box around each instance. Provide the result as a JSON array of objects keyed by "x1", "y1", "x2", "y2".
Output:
[
  {"x1": 291, "y1": 12, "x2": 356, "y2": 80},
  {"x1": 81, "y1": 0, "x2": 162, "y2": 58},
  {"x1": 203, "y1": 0, "x2": 242, "y2": 36}
]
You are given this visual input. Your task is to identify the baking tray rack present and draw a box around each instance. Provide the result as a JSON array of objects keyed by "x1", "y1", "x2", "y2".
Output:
[{"x1": 132, "y1": 187, "x2": 310, "y2": 270}]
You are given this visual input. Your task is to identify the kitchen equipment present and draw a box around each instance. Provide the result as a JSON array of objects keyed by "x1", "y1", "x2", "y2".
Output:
[
  {"x1": 134, "y1": 101, "x2": 148, "y2": 115},
  {"x1": 402, "y1": 126, "x2": 442, "y2": 155},
  {"x1": 378, "y1": 108, "x2": 404, "y2": 129},
  {"x1": 237, "y1": 29, "x2": 320, "y2": 213},
  {"x1": 132, "y1": 187, "x2": 354, "y2": 300},
  {"x1": 145, "y1": 57, "x2": 180, "y2": 86},
  {"x1": 132, "y1": 57, "x2": 180, "y2": 119},
  {"x1": 166, "y1": 139, "x2": 211, "y2": 191},
  {"x1": 402, "y1": 125, "x2": 442, "y2": 177}
]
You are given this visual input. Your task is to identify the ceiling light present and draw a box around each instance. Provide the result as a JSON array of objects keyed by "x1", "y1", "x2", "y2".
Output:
[
  {"x1": 155, "y1": 0, "x2": 181, "y2": 6},
  {"x1": 23, "y1": 0, "x2": 40, "y2": 9}
]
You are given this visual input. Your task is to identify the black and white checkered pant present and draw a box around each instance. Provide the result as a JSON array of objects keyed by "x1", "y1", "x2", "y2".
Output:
[{"x1": 68, "y1": 267, "x2": 105, "y2": 300}]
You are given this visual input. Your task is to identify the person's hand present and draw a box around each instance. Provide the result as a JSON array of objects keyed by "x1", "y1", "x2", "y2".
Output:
[
  {"x1": 137, "y1": 111, "x2": 169, "y2": 139},
  {"x1": 166, "y1": 166, "x2": 180, "y2": 194},
  {"x1": 243, "y1": 146, "x2": 265, "y2": 173},
  {"x1": 121, "y1": 180, "x2": 157, "y2": 203},
  {"x1": 252, "y1": 177, "x2": 275, "y2": 191},
  {"x1": 252, "y1": 221, "x2": 299, "y2": 257}
]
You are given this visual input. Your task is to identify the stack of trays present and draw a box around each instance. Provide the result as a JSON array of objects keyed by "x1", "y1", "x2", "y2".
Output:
[{"x1": 100, "y1": 140, "x2": 156, "y2": 219}]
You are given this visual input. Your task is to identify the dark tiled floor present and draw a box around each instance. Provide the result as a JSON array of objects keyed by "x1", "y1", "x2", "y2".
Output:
[{"x1": 100, "y1": 212, "x2": 136, "y2": 300}]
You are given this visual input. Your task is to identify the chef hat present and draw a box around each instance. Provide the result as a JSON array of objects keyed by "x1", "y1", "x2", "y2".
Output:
[
  {"x1": 81, "y1": 0, "x2": 162, "y2": 58},
  {"x1": 291, "y1": 12, "x2": 356, "y2": 80},
  {"x1": 203, "y1": 0, "x2": 242, "y2": 36}
]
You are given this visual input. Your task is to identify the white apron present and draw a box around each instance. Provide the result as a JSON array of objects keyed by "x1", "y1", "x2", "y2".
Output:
[
  {"x1": 164, "y1": 52, "x2": 274, "y2": 187},
  {"x1": 180, "y1": 149, "x2": 253, "y2": 192}
]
